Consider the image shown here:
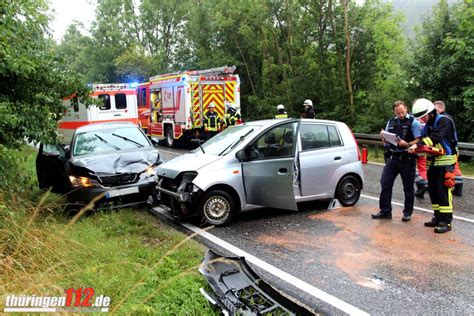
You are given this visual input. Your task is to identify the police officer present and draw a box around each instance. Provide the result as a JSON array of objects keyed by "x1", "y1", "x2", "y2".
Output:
[
  {"x1": 223, "y1": 102, "x2": 241, "y2": 128},
  {"x1": 372, "y1": 101, "x2": 421, "y2": 222},
  {"x1": 409, "y1": 98, "x2": 458, "y2": 233},
  {"x1": 204, "y1": 102, "x2": 221, "y2": 140},
  {"x1": 274, "y1": 104, "x2": 288, "y2": 119}
]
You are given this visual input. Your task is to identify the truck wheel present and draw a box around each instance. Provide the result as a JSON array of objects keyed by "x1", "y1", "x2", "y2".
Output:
[
  {"x1": 336, "y1": 175, "x2": 361, "y2": 206},
  {"x1": 199, "y1": 190, "x2": 236, "y2": 226},
  {"x1": 165, "y1": 126, "x2": 175, "y2": 148}
]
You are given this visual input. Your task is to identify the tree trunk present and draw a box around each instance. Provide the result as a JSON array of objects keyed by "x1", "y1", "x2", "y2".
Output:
[{"x1": 343, "y1": 0, "x2": 354, "y2": 111}]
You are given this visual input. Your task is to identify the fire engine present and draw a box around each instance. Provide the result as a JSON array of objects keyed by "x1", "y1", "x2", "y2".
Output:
[
  {"x1": 58, "y1": 83, "x2": 139, "y2": 144},
  {"x1": 136, "y1": 66, "x2": 241, "y2": 147}
]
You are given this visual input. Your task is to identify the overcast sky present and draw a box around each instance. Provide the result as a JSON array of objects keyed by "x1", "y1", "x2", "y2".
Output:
[{"x1": 48, "y1": 0, "x2": 96, "y2": 41}]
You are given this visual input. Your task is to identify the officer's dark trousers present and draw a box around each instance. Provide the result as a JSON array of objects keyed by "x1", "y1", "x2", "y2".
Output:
[
  {"x1": 427, "y1": 165, "x2": 454, "y2": 224},
  {"x1": 379, "y1": 155, "x2": 416, "y2": 215}
]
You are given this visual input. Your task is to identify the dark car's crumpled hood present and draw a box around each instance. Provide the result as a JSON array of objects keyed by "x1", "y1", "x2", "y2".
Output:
[{"x1": 70, "y1": 148, "x2": 160, "y2": 175}]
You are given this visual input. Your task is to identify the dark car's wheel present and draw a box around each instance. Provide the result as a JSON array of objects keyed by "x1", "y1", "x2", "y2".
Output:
[
  {"x1": 199, "y1": 190, "x2": 236, "y2": 226},
  {"x1": 336, "y1": 175, "x2": 361, "y2": 206},
  {"x1": 165, "y1": 126, "x2": 175, "y2": 148}
]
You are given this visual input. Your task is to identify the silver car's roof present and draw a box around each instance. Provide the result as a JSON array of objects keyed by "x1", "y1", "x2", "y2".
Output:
[{"x1": 242, "y1": 118, "x2": 344, "y2": 128}]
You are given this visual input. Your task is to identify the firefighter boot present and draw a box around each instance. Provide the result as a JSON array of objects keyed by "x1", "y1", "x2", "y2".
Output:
[
  {"x1": 424, "y1": 217, "x2": 438, "y2": 227},
  {"x1": 434, "y1": 222, "x2": 452, "y2": 234},
  {"x1": 452, "y1": 183, "x2": 463, "y2": 197},
  {"x1": 415, "y1": 183, "x2": 428, "y2": 198}
]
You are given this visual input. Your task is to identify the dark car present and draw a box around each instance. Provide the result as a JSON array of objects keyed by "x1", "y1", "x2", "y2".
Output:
[{"x1": 36, "y1": 122, "x2": 162, "y2": 209}]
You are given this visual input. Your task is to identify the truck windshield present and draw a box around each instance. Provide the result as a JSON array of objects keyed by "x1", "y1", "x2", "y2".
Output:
[{"x1": 193, "y1": 125, "x2": 257, "y2": 156}]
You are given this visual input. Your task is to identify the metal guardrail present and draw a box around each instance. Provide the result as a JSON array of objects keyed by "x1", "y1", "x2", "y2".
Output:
[{"x1": 354, "y1": 133, "x2": 474, "y2": 157}]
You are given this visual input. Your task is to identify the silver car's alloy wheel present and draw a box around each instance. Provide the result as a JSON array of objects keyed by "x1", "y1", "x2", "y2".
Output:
[{"x1": 203, "y1": 196, "x2": 230, "y2": 224}]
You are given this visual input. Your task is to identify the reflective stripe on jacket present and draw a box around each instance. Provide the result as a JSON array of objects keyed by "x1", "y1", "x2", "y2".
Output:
[
  {"x1": 422, "y1": 113, "x2": 458, "y2": 166},
  {"x1": 204, "y1": 112, "x2": 221, "y2": 131},
  {"x1": 275, "y1": 111, "x2": 288, "y2": 119}
]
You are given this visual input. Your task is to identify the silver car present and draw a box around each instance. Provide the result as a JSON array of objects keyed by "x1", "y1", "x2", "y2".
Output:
[{"x1": 155, "y1": 119, "x2": 364, "y2": 225}]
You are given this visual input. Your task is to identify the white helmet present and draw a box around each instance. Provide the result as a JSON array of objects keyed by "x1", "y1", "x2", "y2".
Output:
[
  {"x1": 304, "y1": 99, "x2": 313, "y2": 107},
  {"x1": 226, "y1": 102, "x2": 236, "y2": 110},
  {"x1": 277, "y1": 104, "x2": 285, "y2": 111},
  {"x1": 412, "y1": 98, "x2": 435, "y2": 119},
  {"x1": 208, "y1": 102, "x2": 216, "y2": 109}
]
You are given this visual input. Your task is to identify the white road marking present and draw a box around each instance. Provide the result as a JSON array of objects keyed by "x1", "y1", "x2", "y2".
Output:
[
  {"x1": 151, "y1": 207, "x2": 370, "y2": 316},
  {"x1": 361, "y1": 194, "x2": 474, "y2": 223}
]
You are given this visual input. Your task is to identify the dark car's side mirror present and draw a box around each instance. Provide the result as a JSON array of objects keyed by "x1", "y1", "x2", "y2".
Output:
[{"x1": 235, "y1": 149, "x2": 248, "y2": 162}]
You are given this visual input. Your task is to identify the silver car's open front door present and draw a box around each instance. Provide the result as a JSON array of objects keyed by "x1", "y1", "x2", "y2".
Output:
[{"x1": 241, "y1": 121, "x2": 298, "y2": 211}]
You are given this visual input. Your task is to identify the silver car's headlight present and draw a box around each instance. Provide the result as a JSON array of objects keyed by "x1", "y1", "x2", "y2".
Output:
[{"x1": 69, "y1": 176, "x2": 95, "y2": 188}]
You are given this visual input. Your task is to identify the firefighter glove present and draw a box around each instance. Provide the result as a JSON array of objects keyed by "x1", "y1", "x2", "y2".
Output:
[{"x1": 444, "y1": 166, "x2": 456, "y2": 188}]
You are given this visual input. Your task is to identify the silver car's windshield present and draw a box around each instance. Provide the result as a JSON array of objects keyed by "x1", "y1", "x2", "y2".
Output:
[
  {"x1": 193, "y1": 125, "x2": 257, "y2": 155},
  {"x1": 73, "y1": 126, "x2": 150, "y2": 156}
]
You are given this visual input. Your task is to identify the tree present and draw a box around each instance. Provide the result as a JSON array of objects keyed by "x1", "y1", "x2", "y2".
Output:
[
  {"x1": 408, "y1": 0, "x2": 473, "y2": 141},
  {"x1": 0, "y1": 0, "x2": 89, "y2": 147}
]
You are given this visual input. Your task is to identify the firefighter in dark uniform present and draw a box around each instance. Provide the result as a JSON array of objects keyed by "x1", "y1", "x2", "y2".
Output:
[
  {"x1": 223, "y1": 102, "x2": 241, "y2": 128},
  {"x1": 274, "y1": 104, "x2": 288, "y2": 119},
  {"x1": 204, "y1": 102, "x2": 222, "y2": 140},
  {"x1": 434, "y1": 100, "x2": 463, "y2": 197},
  {"x1": 409, "y1": 98, "x2": 458, "y2": 233},
  {"x1": 372, "y1": 101, "x2": 422, "y2": 222}
]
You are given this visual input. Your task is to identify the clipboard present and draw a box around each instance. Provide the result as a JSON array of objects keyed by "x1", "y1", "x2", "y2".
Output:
[{"x1": 381, "y1": 131, "x2": 400, "y2": 146}]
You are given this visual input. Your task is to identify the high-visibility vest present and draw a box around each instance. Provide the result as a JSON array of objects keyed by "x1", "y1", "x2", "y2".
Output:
[{"x1": 275, "y1": 112, "x2": 288, "y2": 119}]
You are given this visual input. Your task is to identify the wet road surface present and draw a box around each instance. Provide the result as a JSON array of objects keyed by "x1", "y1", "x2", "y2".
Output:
[{"x1": 154, "y1": 146, "x2": 474, "y2": 314}]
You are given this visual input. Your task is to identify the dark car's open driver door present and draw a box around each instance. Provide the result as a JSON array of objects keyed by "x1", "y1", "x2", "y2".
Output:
[{"x1": 36, "y1": 144, "x2": 69, "y2": 194}]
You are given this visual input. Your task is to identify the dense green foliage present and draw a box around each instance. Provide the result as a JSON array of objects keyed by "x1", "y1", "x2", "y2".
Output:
[
  {"x1": 53, "y1": 0, "x2": 471, "y2": 139},
  {"x1": 407, "y1": 0, "x2": 473, "y2": 141},
  {"x1": 0, "y1": 0, "x2": 472, "y2": 157}
]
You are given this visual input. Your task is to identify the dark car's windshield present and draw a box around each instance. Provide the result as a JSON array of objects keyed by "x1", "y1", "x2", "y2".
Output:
[
  {"x1": 192, "y1": 125, "x2": 258, "y2": 155},
  {"x1": 73, "y1": 126, "x2": 150, "y2": 156}
]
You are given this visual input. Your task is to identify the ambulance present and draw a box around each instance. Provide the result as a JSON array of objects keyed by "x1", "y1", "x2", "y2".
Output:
[
  {"x1": 136, "y1": 66, "x2": 241, "y2": 147},
  {"x1": 58, "y1": 83, "x2": 139, "y2": 144}
]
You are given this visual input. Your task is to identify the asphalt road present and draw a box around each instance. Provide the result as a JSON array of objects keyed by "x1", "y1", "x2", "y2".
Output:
[{"x1": 154, "y1": 146, "x2": 474, "y2": 315}]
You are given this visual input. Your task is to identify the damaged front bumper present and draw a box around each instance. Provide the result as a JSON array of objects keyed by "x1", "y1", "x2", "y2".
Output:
[
  {"x1": 199, "y1": 249, "x2": 315, "y2": 315},
  {"x1": 154, "y1": 172, "x2": 203, "y2": 219}
]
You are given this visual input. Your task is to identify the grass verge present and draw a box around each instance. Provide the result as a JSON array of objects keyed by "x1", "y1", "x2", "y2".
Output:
[{"x1": 0, "y1": 146, "x2": 218, "y2": 314}]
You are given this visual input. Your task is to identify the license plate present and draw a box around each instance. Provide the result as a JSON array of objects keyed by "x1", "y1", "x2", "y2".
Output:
[{"x1": 106, "y1": 186, "x2": 139, "y2": 198}]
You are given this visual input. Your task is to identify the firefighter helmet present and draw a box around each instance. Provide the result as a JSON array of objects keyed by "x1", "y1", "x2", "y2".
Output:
[
  {"x1": 226, "y1": 102, "x2": 236, "y2": 110},
  {"x1": 208, "y1": 102, "x2": 216, "y2": 109},
  {"x1": 277, "y1": 104, "x2": 285, "y2": 111},
  {"x1": 303, "y1": 99, "x2": 313, "y2": 107},
  {"x1": 412, "y1": 98, "x2": 435, "y2": 119}
]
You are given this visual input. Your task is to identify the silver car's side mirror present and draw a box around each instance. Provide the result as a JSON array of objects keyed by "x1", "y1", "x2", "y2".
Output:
[{"x1": 235, "y1": 149, "x2": 248, "y2": 162}]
